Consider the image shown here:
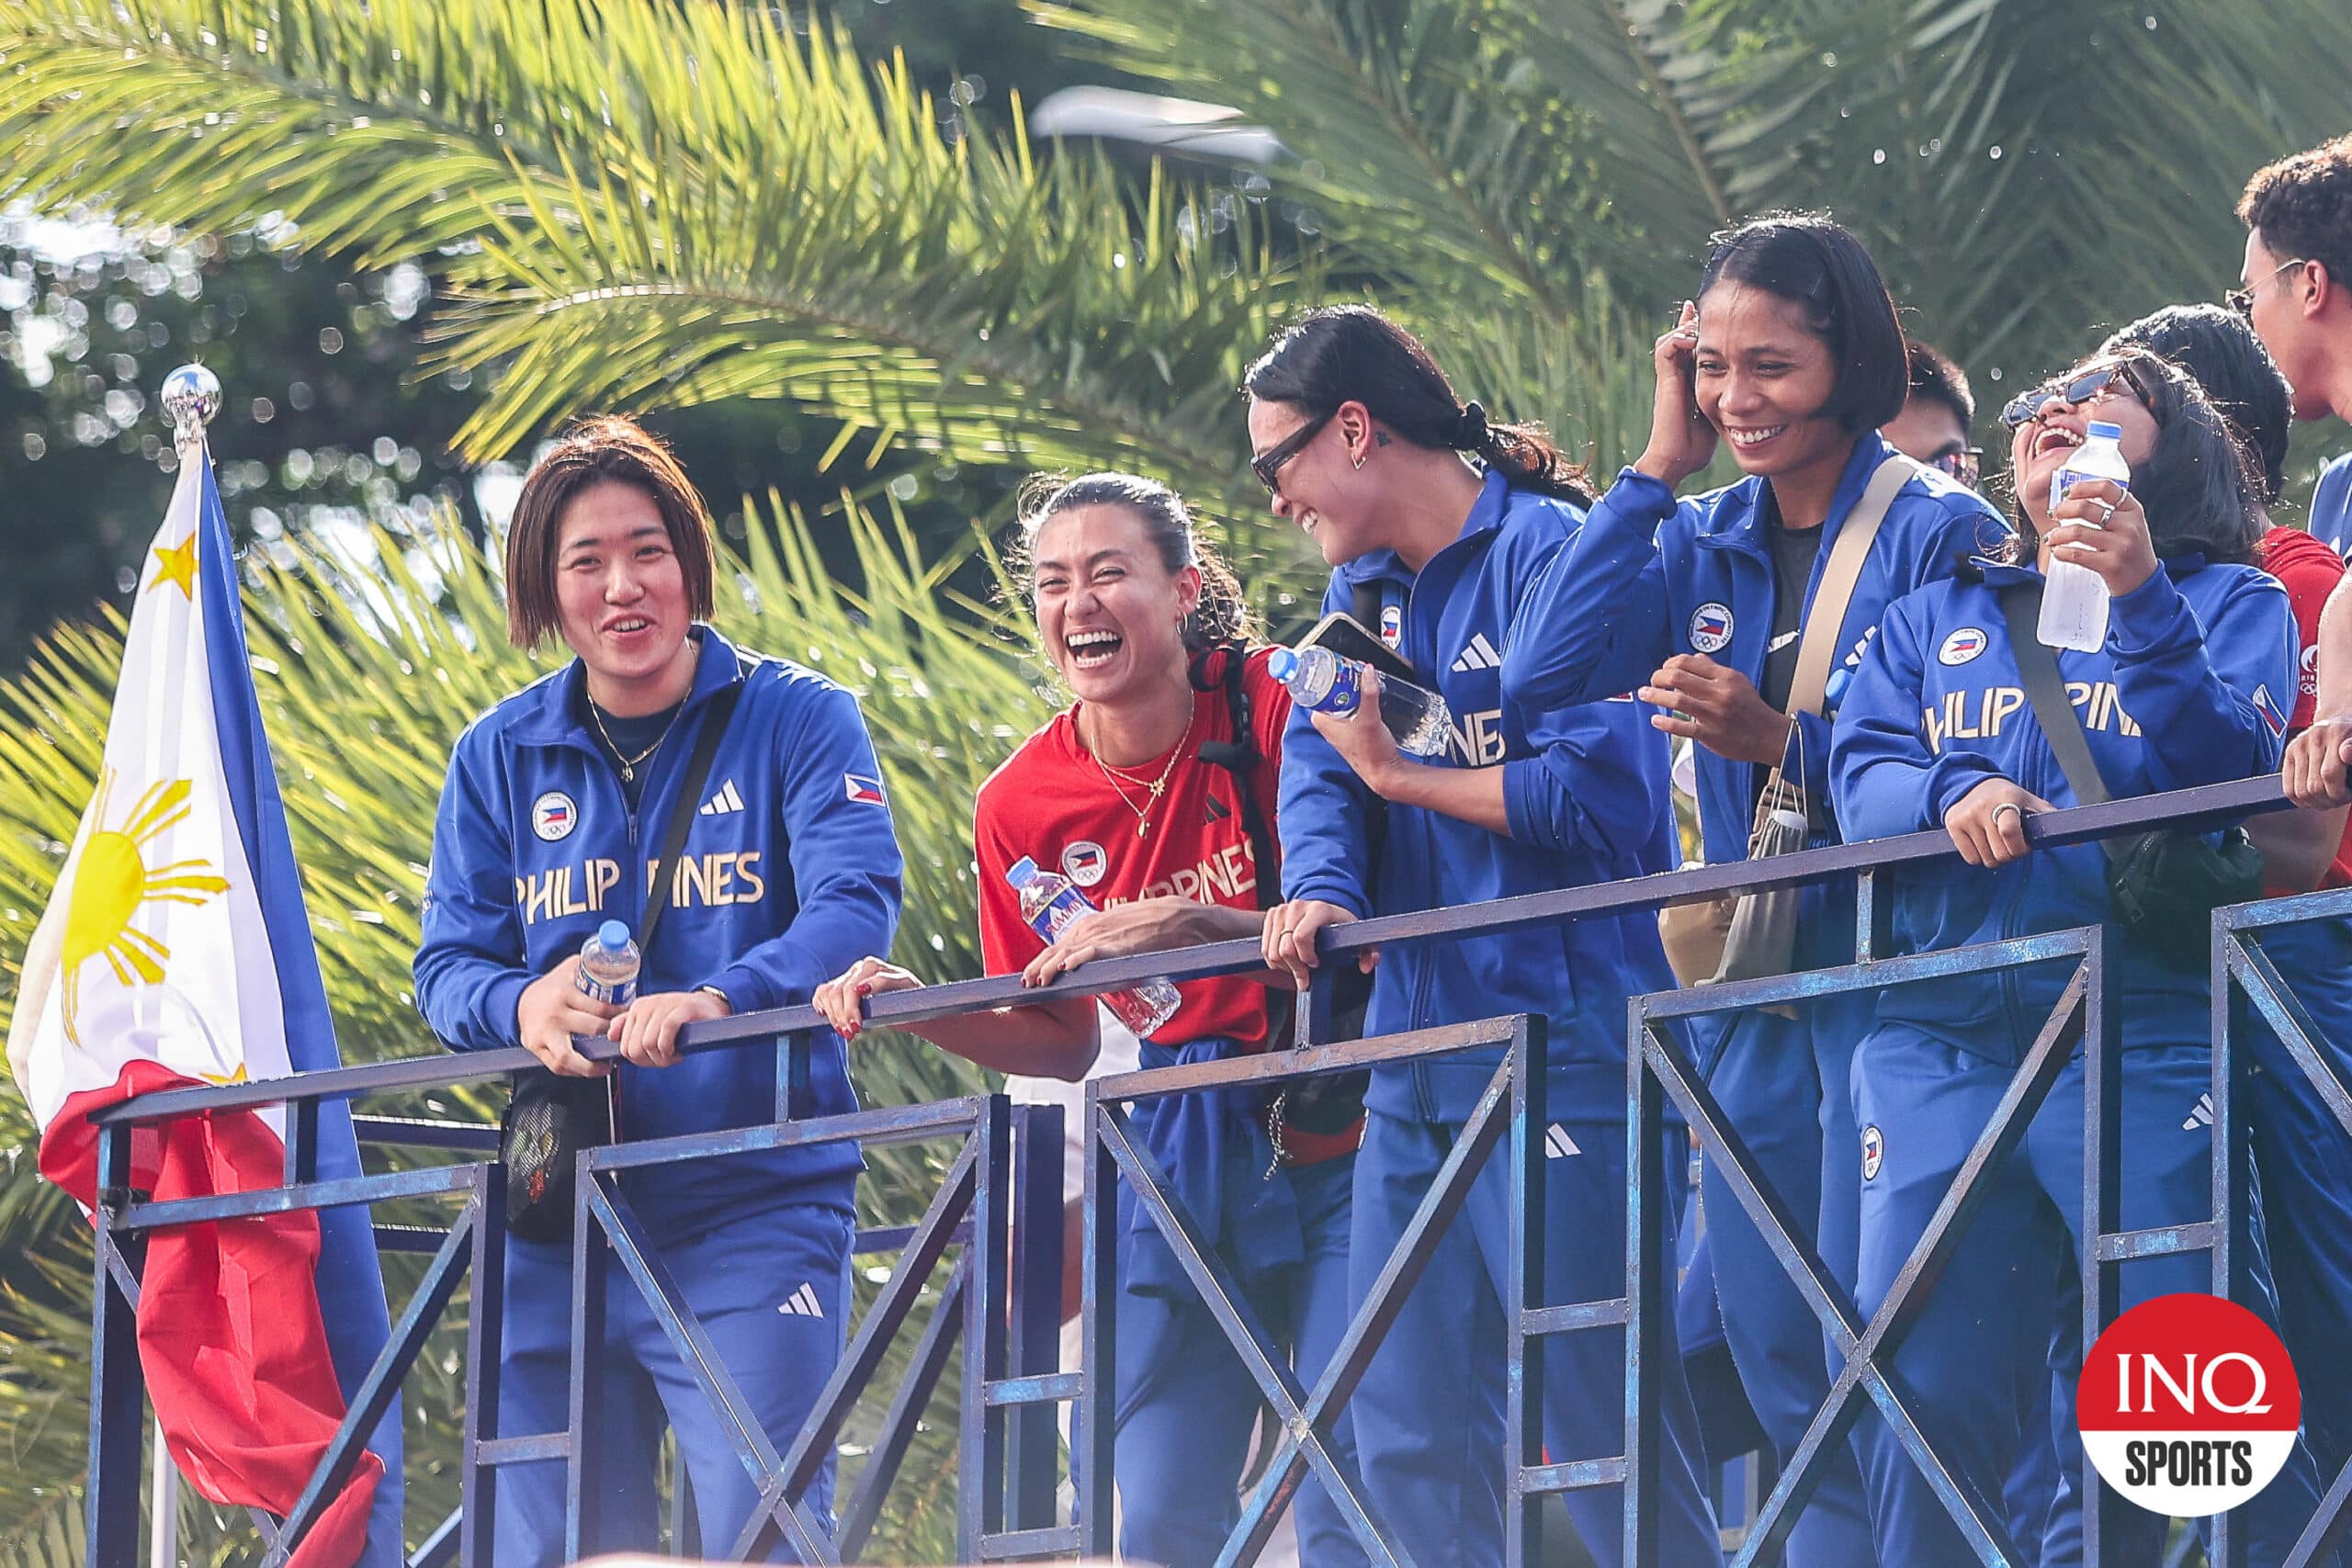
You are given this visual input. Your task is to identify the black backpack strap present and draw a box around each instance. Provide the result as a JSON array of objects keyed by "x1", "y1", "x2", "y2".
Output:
[
  {"x1": 1997, "y1": 581, "x2": 2123, "y2": 863},
  {"x1": 641, "y1": 682, "x2": 744, "y2": 953},
  {"x1": 1351, "y1": 578, "x2": 1385, "y2": 644},
  {"x1": 1192, "y1": 644, "x2": 1281, "y2": 912}
]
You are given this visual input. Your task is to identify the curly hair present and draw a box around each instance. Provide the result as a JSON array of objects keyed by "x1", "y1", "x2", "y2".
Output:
[
  {"x1": 2237, "y1": 134, "x2": 2352, "y2": 295},
  {"x1": 1012, "y1": 472, "x2": 1255, "y2": 653}
]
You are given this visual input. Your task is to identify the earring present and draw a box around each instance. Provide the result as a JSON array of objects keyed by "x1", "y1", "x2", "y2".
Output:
[{"x1": 1351, "y1": 451, "x2": 1366, "y2": 472}]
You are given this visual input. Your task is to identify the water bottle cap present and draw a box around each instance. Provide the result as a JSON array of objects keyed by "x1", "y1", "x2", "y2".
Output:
[
  {"x1": 2086, "y1": 420, "x2": 2123, "y2": 441},
  {"x1": 1005, "y1": 855, "x2": 1039, "y2": 886},
  {"x1": 1266, "y1": 646, "x2": 1298, "y2": 682},
  {"x1": 598, "y1": 919, "x2": 630, "y2": 948}
]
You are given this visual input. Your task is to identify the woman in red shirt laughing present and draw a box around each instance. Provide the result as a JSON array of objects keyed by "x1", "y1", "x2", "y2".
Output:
[{"x1": 816, "y1": 473, "x2": 1364, "y2": 1566}]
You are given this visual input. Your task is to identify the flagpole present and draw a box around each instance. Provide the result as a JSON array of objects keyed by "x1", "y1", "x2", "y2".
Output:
[
  {"x1": 144, "y1": 363, "x2": 214, "y2": 1568},
  {"x1": 148, "y1": 1414, "x2": 177, "y2": 1568}
]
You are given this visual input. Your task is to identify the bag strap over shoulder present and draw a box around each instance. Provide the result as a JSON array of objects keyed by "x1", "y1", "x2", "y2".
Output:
[
  {"x1": 641, "y1": 682, "x2": 743, "y2": 953},
  {"x1": 1787, "y1": 454, "x2": 1918, "y2": 720},
  {"x1": 1998, "y1": 580, "x2": 2128, "y2": 864},
  {"x1": 1756, "y1": 453, "x2": 1919, "y2": 810}
]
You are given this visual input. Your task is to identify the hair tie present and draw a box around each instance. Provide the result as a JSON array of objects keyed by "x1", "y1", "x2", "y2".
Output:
[{"x1": 1453, "y1": 400, "x2": 1490, "y2": 449}]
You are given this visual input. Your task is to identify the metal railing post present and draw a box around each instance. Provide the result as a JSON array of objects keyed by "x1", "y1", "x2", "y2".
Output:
[
  {"x1": 88, "y1": 1121, "x2": 146, "y2": 1568},
  {"x1": 1007, "y1": 1101, "x2": 1067, "y2": 1533}
]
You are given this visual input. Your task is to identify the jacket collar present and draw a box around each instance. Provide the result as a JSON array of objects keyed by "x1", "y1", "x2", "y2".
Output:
[
  {"x1": 1692, "y1": 432, "x2": 1893, "y2": 555},
  {"x1": 510, "y1": 626, "x2": 745, "y2": 747},
  {"x1": 1335, "y1": 467, "x2": 1513, "y2": 589}
]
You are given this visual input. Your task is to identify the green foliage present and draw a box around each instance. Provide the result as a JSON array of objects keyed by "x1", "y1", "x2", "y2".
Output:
[
  {"x1": 10, "y1": 0, "x2": 2352, "y2": 1558},
  {"x1": 0, "y1": 0, "x2": 1308, "y2": 517},
  {"x1": 0, "y1": 491, "x2": 1049, "y2": 1562}
]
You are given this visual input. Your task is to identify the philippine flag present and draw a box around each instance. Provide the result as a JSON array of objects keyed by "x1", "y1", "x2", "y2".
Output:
[
  {"x1": 5, "y1": 435, "x2": 401, "y2": 1565},
  {"x1": 2254, "y1": 683, "x2": 2288, "y2": 739},
  {"x1": 844, "y1": 772, "x2": 887, "y2": 806},
  {"x1": 1692, "y1": 606, "x2": 1732, "y2": 647}
]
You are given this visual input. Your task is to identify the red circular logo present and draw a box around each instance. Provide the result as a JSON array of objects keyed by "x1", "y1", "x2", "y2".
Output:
[{"x1": 2077, "y1": 1292, "x2": 2301, "y2": 1517}]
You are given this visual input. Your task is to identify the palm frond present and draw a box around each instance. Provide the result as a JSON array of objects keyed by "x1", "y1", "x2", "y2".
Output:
[{"x1": 0, "y1": 0, "x2": 1304, "y2": 501}]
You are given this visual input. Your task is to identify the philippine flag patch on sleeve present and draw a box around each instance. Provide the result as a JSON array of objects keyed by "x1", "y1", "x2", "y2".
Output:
[
  {"x1": 843, "y1": 772, "x2": 888, "y2": 805},
  {"x1": 2253, "y1": 684, "x2": 2287, "y2": 738}
]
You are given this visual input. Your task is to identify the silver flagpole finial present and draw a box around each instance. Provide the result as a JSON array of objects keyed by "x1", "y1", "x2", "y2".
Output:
[{"x1": 160, "y1": 364, "x2": 221, "y2": 453}]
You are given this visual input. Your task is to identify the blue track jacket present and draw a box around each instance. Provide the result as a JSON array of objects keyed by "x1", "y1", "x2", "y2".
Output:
[
  {"x1": 414, "y1": 630, "x2": 903, "y2": 1228},
  {"x1": 1831, "y1": 558, "x2": 2294, "y2": 1059},
  {"x1": 1278, "y1": 469, "x2": 1679, "y2": 1124}
]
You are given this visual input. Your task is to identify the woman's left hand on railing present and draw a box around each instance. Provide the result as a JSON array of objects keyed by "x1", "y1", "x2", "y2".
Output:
[
  {"x1": 2284, "y1": 716, "x2": 2352, "y2": 809},
  {"x1": 812, "y1": 956, "x2": 924, "y2": 1043},
  {"x1": 608, "y1": 987, "x2": 731, "y2": 1069},
  {"x1": 1943, "y1": 777, "x2": 2056, "y2": 867},
  {"x1": 1019, "y1": 897, "x2": 1206, "y2": 987}
]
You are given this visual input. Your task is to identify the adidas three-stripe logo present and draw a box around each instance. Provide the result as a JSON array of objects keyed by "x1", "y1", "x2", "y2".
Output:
[
  {"x1": 2183, "y1": 1092, "x2": 2215, "y2": 1131},
  {"x1": 1543, "y1": 1122, "x2": 1581, "y2": 1159},
  {"x1": 699, "y1": 779, "x2": 745, "y2": 817},
  {"x1": 777, "y1": 1281, "x2": 826, "y2": 1318},
  {"x1": 1451, "y1": 633, "x2": 1502, "y2": 673}
]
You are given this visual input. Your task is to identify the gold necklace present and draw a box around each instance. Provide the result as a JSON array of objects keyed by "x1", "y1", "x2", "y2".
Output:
[
  {"x1": 588, "y1": 697, "x2": 686, "y2": 784},
  {"x1": 1087, "y1": 705, "x2": 1195, "y2": 839}
]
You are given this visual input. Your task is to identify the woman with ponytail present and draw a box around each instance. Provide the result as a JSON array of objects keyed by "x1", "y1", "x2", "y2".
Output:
[
  {"x1": 1250, "y1": 303, "x2": 1721, "y2": 1565},
  {"x1": 814, "y1": 473, "x2": 1364, "y2": 1567},
  {"x1": 1499, "y1": 214, "x2": 2008, "y2": 1568}
]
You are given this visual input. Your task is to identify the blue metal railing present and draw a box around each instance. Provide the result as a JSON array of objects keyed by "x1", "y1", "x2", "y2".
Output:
[{"x1": 80, "y1": 772, "x2": 2352, "y2": 1565}]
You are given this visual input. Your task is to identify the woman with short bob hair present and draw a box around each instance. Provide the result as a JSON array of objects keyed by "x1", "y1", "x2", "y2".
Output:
[
  {"x1": 1832, "y1": 350, "x2": 2330, "y2": 1564},
  {"x1": 415, "y1": 415, "x2": 903, "y2": 1562},
  {"x1": 1501, "y1": 213, "x2": 2008, "y2": 1568}
]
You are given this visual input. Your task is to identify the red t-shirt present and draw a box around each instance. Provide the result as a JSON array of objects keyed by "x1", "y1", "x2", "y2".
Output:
[
  {"x1": 976, "y1": 647, "x2": 1291, "y2": 1051},
  {"x1": 2259, "y1": 525, "x2": 2352, "y2": 891}
]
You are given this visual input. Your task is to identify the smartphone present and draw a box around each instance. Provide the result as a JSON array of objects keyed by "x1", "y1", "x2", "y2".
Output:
[{"x1": 1299, "y1": 612, "x2": 1420, "y2": 685}]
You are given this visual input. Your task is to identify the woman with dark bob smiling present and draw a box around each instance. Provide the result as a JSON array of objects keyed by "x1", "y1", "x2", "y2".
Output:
[{"x1": 1503, "y1": 214, "x2": 2007, "y2": 1568}]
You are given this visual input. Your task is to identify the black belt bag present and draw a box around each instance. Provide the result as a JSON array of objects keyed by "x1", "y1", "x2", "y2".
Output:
[
  {"x1": 1998, "y1": 582, "x2": 2263, "y2": 972},
  {"x1": 499, "y1": 684, "x2": 741, "y2": 1243}
]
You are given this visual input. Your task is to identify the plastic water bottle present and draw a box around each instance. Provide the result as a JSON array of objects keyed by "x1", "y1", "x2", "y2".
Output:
[
  {"x1": 1266, "y1": 645, "x2": 1453, "y2": 758},
  {"x1": 2039, "y1": 420, "x2": 2132, "y2": 652},
  {"x1": 1006, "y1": 856, "x2": 1181, "y2": 1038},
  {"x1": 577, "y1": 919, "x2": 640, "y2": 1006}
]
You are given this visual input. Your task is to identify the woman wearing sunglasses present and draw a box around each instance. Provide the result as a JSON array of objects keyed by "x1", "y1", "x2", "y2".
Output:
[
  {"x1": 1831, "y1": 348, "x2": 2329, "y2": 1565},
  {"x1": 1500, "y1": 213, "x2": 2006, "y2": 1568},
  {"x1": 1250, "y1": 303, "x2": 1721, "y2": 1567}
]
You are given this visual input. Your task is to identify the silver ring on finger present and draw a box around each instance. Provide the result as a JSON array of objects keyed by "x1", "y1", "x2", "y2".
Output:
[
  {"x1": 1991, "y1": 801, "x2": 2022, "y2": 826},
  {"x1": 2092, "y1": 500, "x2": 2117, "y2": 523}
]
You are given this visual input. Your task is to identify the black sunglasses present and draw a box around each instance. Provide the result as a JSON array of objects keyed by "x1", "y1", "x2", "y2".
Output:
[
  {"x1": 1929, "y1": 446, "x2": 1984, "y2": 485},
  {"x1": 1997, "y1": 365, "x2": 2153, "y2": 430},
  {"x1": 1250, "y1": 410, "x2": 1334, "y2": 495}
]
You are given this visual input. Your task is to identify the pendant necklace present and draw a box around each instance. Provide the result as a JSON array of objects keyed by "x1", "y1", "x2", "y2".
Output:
[
  {"x1": 1089, "y1": 705, "x2": 1195, "y2": 839},
  {"x1": 589, "y1": 699, "x2": 686, "y2": 784}
]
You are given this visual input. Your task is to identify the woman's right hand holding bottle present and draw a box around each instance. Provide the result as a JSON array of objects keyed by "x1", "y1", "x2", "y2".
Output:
[{"x1": 1634, "y1": 300, "x2": 1715, "y2": 490}]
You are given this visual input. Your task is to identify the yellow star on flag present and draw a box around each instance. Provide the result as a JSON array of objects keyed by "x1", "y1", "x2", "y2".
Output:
[
  {"x1": 149, "y1": 534, "x2": 198, "y2": 599},
  {"x1": 198, "y1": 1063, "x2": 250, "y2": 1087}
]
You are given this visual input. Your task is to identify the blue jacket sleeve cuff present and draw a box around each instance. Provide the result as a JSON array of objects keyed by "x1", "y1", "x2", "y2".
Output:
[
  {"x1": 1284, "y1": 878, "x2": 1372, "y2": 921},
  {"x1": 1502, "y1": 756, "x2": 1558, "y2": 852},
  {"x1": 477, "y1": 972, "x2": 531, "y2": 1051},
  {"x1": 2107, "y1": 563, "x2": 2188, "y2": 656},
  {"x1": 1929, "y1": 754, "x2": 2006, "y2": 823}
]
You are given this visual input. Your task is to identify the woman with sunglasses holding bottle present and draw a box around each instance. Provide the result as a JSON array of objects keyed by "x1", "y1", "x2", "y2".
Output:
[
  {"x1": 1251, "y1": 304, "x2": 1722, "y2": 1567},
  {"x1": 1831, "y1": 348, "x2": 2329, "y2": 1566},
  {"x1": 1500, "y1": 214, "x2": 2006, "y2": 1568}
]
